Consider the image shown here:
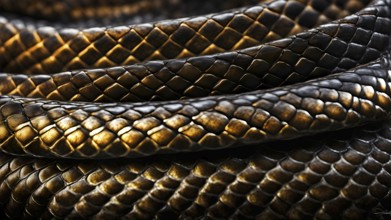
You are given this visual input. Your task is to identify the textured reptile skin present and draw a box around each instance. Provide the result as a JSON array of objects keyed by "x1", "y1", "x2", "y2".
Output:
[
  {"x1": 0, "y1": 59, "x2": 391, "y2": 158},
  {"x1": 0, "y1": 0, "x2": 367, "y2": 75},
  {"x1": 0, "y1": 0, "x2": 391, "y2": 219},
  {"x1": 0, "y1": 0, "x2": 386, "y2": 103},
  {"x1": 1, "y1": 118, "x2": 391, "y2": 219},
  {"x1": 0, "y1": 0, "x2": 390, "y2": 159},
  {"x1": 0, "y1": 0, "x2": 261, "y2": 22}
]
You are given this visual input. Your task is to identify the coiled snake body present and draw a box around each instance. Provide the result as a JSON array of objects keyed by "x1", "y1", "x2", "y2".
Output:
[{"x1": 0, "y1": 0, "x2": 390, "y2": 219}]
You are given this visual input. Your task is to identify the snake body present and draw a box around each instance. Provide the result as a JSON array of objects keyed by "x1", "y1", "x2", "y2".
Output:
[{"x1": 0, "y1": 0, "x2": 390, "y2": 219}]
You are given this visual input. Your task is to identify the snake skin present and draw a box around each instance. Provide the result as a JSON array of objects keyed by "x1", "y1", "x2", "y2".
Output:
[
  {"x1": 0, "y1": 0, "x2": 262, "y2": 22},
  {"x1": 0, "y1": 0, "x2": 367, "y2": 75},
  {"x1": 0, "y1": 59, "x2": 391, "y2": 158},
  {"x1": 0, "y1": 0, "x2": 390, "y2": 158},
  {"x1": 0, "y1": 0, "x2": 391, "y2": 219},
  {"x1": 1, "y1": 116, "x2": 391, "y2": 219}
]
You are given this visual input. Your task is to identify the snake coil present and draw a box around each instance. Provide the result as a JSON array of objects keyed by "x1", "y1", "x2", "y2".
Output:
[{"x1": 0, "y1": 0, "x2": 391, "y2": 219}]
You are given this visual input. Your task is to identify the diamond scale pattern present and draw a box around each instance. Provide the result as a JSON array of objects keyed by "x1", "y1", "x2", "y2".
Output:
[
  {"x1": 0, "y1": 0, "x2": 389, "y2": 219},
  {"x1": 6, "y1": 127, "x2": 390, "y2": 220},
  {"x1": 0, "y1": 0, "x2": 363, "y2": 75},
  {"x1": 0, "y1": 59, "x2": 390, "y2": 158},
  {"x1": 1, "y1": 4, "x2": 389, "y2": 104}
]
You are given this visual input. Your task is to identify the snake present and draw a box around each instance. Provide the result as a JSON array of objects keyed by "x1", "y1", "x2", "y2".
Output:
[{"x1": 0, "y1": 0, "x2": 390, "y2": 219}]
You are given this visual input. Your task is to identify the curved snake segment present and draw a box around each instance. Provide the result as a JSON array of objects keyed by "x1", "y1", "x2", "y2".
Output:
[
  {"x1": 1, "y1": 119, "x2": 391, "y2": 219},
  {"x1": 0, "y1": 0, "x2": 369, "y2": 75},
  {"x1": 0, "y1": 0, "x2": 391, "y2": 219},
  {"x1": 0, "y1": 0, "x2": 390, "y2": 159},
  {"x1": 0, "y1": 58, "x2": 391, "y2": 158},
  {"x1": 0, "y1": 0, "x2": 389, "y2": 102}
]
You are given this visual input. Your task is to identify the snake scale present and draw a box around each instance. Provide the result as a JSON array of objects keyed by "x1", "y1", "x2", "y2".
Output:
[{"x1": 0, "y1": 0, "x2": 390, "y2": 219}]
